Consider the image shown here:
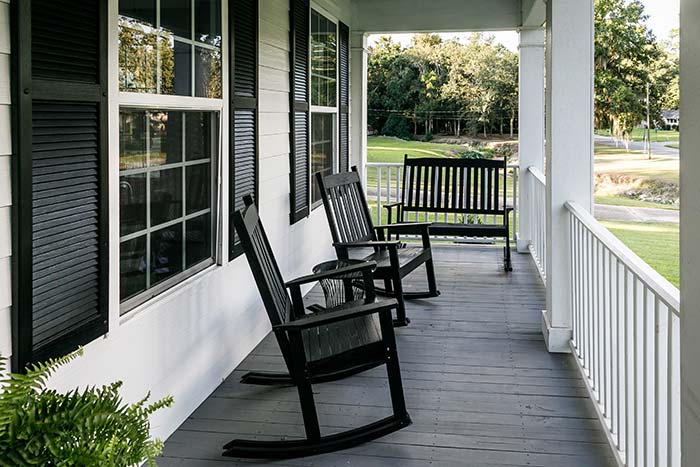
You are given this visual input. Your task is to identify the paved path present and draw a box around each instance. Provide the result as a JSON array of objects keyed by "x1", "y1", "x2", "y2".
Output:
[
  {"x1": 594, "y1": 203, "x2": 679, "y2": 224},
  {"x1": 595, "y1": 135, "x2": 679, "y2": 158}
]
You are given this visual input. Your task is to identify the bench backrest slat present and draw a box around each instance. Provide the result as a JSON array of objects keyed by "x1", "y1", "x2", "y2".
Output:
[{"x1": 401, "y1": 156, "x2": 508, "y2": 217}]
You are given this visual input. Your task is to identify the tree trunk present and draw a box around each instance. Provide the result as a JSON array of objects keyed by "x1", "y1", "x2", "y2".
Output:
[
  {"x1": 510, "y1": 118, "x2": 514, "y2": 138},
  {"x1": 483, "y1": 122, "x2": 487, "y2": 138}
]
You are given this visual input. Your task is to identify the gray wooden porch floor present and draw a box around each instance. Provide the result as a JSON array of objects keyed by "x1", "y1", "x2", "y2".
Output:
[{"x1": 159, "y1": 245, "x2": 615, "y2": 467}]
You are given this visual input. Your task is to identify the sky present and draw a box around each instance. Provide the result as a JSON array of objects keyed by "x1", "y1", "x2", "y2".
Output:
[{"x1": 367, "y1": 0, "x2": 679, "y2": 52}]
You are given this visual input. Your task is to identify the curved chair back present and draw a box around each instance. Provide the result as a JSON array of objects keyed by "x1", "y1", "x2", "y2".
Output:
[
  {"x1": 315, "y1": 167, "x2": 376, "y2": 245},
  {"x1": 232, "y1": 196, "x2": 292, "y2": 327}
]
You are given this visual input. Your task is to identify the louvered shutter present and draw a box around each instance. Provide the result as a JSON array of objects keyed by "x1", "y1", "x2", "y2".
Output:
[
  {"x1": 230, "y1": 0, "x2": 259, "y2": 259},
  {"x1": 338, "y1": 22, "x2": 350, "y2": 173},
  {"x1": 289, "y1": 0, "x2": 310, "y2": 224},
  {"x1": 12, "y1": 0, "x2": 108, "y2": 370}
]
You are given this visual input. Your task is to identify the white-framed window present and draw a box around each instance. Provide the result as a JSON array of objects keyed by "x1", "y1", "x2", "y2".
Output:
[
  {"x1": 117, "y1": 0, "x2": 223, "y2": 313},
  {"x1": 310, "y1": 7, "x2": 338, "y2": 206}
]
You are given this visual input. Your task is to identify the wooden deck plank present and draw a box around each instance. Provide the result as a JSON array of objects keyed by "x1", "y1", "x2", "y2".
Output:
[{"x1": 159, "y1": 245, "x2": 615, "y2": 466}]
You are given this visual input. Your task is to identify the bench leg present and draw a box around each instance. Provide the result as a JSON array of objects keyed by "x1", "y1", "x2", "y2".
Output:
[{"x1": 504, "y1": 235, "x2": 513, "y2": 272}]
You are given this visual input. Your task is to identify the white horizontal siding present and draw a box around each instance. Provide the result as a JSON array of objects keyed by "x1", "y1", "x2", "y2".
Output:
[{"x1": 0, "y1": 0, "x2": 11, "y2": 365}]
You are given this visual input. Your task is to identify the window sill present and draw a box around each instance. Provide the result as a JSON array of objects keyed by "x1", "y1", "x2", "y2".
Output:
[{"x1": 119, "y1": 262, "x2": 219, "y2": 327}]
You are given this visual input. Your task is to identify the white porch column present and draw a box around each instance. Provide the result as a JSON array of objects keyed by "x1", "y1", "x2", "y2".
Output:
[
  {"x1": 680, "y1": 0, "x2": 700, "y2": 462},
  {"x1": 350, "y1": 32, "x2": 368, "y2": 179},
  {"x1": 542, "y1": 0, "x2": 594, "y2": 353},
  {"x1": 517, "y1": 27, "x2": 545, "y2": 253}
]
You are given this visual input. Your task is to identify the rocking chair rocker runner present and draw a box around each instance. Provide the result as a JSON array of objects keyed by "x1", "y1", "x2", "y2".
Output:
[
  {"x1": 226, "y1": 196, "x2": 411, "y2": 459},
  {"x1": 316, "y1": 168, "x2": 440, "y2": 327}
]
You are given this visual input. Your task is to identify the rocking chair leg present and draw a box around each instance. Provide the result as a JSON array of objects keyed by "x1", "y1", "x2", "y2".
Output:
[
  {"x1": 382, "y1": 278, "x2": 394, "y2": 294},
  {"x1": 425, "y1": 258, "x2": 440, "y2": 297},
  {"x1": 297, "y1": 378, "x2": 321, "y2": 441},
  {"x1": 378, "y1": 312, "x2": 409, "y2": 419},
  {"x1": 391, "y1": 273, "x2": 410, "y2": 327}
]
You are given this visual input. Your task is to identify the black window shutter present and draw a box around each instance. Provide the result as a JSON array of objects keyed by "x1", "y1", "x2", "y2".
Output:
[
  {"x1": 338, "y1": 22, "x2": 350, "y2": 173},
  {"x1": 11, "y1": 0, "x2": 109, "y2": 370},
  {"x1": 230, "y1": 0, "x2": 259, "y2": 259},
  {"x1": 289, "y1": 0, "x2": 310, "y2": 224}
]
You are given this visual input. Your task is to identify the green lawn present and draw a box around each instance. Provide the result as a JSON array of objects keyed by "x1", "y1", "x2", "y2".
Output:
[
  {"x1": 601, "y1": 220, "x2": 679, "y2": 288},
  {"x1": 367, "y1": 136, "x2": 466, "y2": 163},
  {"x1": 595, "y1": 128, "x2": 680, "y2": 143}
]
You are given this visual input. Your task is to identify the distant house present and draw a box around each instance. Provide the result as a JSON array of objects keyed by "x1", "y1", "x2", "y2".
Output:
[{"x1": 662, "y1": 109, "x2": 680, "y2": 130}]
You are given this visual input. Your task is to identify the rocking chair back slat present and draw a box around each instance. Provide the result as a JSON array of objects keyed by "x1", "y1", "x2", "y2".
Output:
[
  {"x1": 320, "y1": 169, "x2": 375, "y2": 244},
  {"x1": 233, "y1": 198, "x2": 292, "y2": 326}
]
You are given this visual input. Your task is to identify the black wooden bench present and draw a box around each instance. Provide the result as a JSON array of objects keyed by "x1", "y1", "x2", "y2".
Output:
[
  {"x1": 227, "y1": 195, "x2": 411, "y2": 458},
  {"x1": 385, "y1": 155, "x2": 513, "y2": 271}
]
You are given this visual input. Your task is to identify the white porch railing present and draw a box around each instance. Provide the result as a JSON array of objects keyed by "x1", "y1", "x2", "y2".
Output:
[
  {"x1": 527, "y1": 166, "x2": 547, "y2": 283},
  {"x1": 365, "y1": 162, "x2": 518, "y2": 245},
  {"x1": 566, "y1": 201, "x2": 681, "y2": 467}
]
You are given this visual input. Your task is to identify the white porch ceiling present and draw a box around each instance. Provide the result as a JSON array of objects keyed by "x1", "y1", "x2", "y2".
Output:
[{"x1": 351, "y1": 0, "x2": 545, "y2": 34}]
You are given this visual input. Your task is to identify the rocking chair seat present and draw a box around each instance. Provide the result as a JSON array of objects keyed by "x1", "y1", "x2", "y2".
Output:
[
  {"x1": 302, "y1": 306, "x2": 382, "y2": 363},
  {"x1": 360, "y1": 245, "x2": 432, "y2": 279}
]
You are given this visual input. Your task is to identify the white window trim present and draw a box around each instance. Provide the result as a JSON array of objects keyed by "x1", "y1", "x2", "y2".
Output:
[
  {"x1": 108, "y1": 0, "x2": 229, "y2": 323},
  {"x1": 310, "y1": 5, "x2": 340, "y2": 209}
]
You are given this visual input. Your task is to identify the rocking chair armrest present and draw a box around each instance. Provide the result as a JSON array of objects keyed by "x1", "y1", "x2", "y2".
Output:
[
  {"x1": 333, "y1": 240, "x2": 402, "y2": 249},
  {"x1": 285, "y1": 261, "x2": 377, "y2": 288},
  {"x1": 374, "y1": 222, "x2": 431, "y2": 234},
  {"x1": 275, "y1": 299, "x2": 398, "y2": 331}
]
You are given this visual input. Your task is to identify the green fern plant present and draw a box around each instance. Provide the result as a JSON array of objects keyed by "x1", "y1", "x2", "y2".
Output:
[{"x1": 0, "y1": 349, "x2": 173, "y2": 467}]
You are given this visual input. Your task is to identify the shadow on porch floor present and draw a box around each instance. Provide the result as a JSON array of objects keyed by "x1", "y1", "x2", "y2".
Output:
[{"x1": 159, "y1": 245, "x2": 615, "y2": 467}]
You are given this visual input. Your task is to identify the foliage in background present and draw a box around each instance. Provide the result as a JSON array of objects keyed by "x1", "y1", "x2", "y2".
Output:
[
  {"x1": 594, "y1": 0, "x2": 678, "y2": 142},
  {"x1": 368, "y1": 33, "x2": 518, "y2": 138},
  {"x1": 0, "y1": 350, "x2": 173, "y2": 467},
  {"x1": 368, "y1": 1, "x2": 679, "y2": 142}
]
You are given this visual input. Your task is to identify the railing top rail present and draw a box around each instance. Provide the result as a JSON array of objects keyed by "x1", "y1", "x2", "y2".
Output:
[
  {"x1": 367, "y1": 161, "x2": 520, "y2": 169},
  {"x1": 566, "y1": 200, "x2": 680, "y2": 314},
  {"x1": 528, "y1": 166, "x2": 546, "y2": 185},
  {"x1": 366, "y1": 162, "x2": 404, "y2": 167}
]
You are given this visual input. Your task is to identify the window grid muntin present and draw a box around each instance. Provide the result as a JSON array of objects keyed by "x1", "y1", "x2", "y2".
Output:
[
  {"x1": 309, "y1": 7, "x2": 339, "y2": 210},
  {"x1": 119, "y1": 0, "x2": 222, "y2": 97},
  {"x1": 119, "y1": 110, "x2": 217, "y2": 310}
]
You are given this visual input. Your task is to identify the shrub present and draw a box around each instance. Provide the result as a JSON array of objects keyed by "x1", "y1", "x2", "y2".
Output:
[
  {"x1": 381, "y1": 115, "x2": 411, "y2": 139},
  {"x1": 458, "y1": 149, "x2": 488, "y2": 159},
  {"x1": 421, "y1": 133, "x2": 434, "y2": 142},
  {"x1": 0, "y1": 350, "x2": 173, "y2": 467}
]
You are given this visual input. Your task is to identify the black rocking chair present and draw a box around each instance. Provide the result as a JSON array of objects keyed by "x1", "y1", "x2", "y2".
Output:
[
  {"x1": 225, "y1": 196, "x2": 411, "y2": 459},
  {"x1": 317, "y1": 168, "x2": 440, "y2": 327}
]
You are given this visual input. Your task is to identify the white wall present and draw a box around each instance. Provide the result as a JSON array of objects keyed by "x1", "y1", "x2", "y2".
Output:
[
  {"x1": 0, "y1": 0, "x2": 12, "y2": 368},
  {"x1": 40, "y1": 0, "x2": 351, "y2": 443}
]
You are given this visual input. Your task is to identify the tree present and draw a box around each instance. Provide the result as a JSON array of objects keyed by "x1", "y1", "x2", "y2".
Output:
[
  {"x1": 367, "y1": 33, "x2": 519, "y2": 139},
  {"x1": 594, "y1": 0, "x2": 662, "y2": 143}
]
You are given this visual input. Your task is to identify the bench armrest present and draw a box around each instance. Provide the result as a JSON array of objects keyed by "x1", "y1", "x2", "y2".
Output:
[
  {"x1": 383, "y1": 202, "x2": 404, "y2": 224},
  {"x1": 285, "y1": 261, "x2": 377, "y2": 288},
  {"x1": 382, "y1": 202, "x2": 403, "y2": 210},
  {"x1": 333, "y1": 240, "x2": 401, "y2": 249},
  {"x1": 275, "y1": 299, "x2": 398, "y2": 331}
]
